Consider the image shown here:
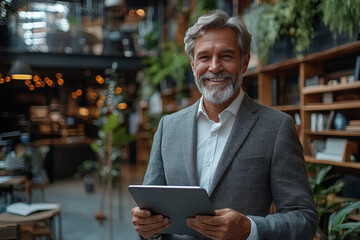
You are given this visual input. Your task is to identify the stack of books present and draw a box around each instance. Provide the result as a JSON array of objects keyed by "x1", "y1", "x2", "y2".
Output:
[{"x1": 345, "y1": 120, "x2": 360, "y2": 131}]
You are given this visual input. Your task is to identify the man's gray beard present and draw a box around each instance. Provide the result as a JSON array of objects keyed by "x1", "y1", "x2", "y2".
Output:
[{"x1": 195, "y1": 71, "x2": 243, "y2": 105}]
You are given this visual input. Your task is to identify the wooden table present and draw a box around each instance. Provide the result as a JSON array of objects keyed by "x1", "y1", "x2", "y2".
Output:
[{"x1": 0, "y1": 204, "x2": 62, "y2": 240}]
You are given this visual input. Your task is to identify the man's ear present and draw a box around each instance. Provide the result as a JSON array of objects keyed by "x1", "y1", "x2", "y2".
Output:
[
  {"x1": 190, "y1": 59, "x2": 195, "y2": 72},
  {"x1": 242, "y1": 53, "x2": 251, "y2": 74}
]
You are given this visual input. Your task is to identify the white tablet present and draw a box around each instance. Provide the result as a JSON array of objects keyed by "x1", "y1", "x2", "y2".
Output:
[{"x1": 128, "y1": 185, "x2": 214, "y2": 236}]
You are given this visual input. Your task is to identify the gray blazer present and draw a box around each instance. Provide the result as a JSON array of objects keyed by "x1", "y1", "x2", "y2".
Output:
[{"x1": 143, "y1": 94, "x2": 318, "y2": 240}]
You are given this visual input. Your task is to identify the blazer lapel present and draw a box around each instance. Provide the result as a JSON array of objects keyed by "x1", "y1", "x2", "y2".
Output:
[
  {"x1": 209, "y1": 94, "x2": 259, "y2": 195},
  {"x1": 181, "y1": 101, "x2": 200, "y2": 186}
]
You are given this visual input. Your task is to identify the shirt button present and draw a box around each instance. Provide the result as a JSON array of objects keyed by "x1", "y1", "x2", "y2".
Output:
[{"x1": 206, "y1": 162, "x2": 210, "y2": 166}]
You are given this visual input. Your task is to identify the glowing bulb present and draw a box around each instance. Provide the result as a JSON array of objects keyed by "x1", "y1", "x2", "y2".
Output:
[
  {"x1": 57, "y1": 78, "x2": 64, "y2": 86},
  {"x1": 118, "y1": 103, "x2": 127, "y2": 110},
  {"x1": 136, "y1": 9, "x2": 146, "y2": 17},
  {"x1": 115, "y1": 87, "x2": 122, "y2": 94}
]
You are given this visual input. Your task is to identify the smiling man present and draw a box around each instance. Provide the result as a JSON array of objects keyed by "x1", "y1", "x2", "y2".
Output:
[{"x1": 131, "y1": 9, "x2": 318, "y2": 240}]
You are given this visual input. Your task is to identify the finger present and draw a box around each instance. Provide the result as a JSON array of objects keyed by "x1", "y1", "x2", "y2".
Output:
[
  {"x1": 131, "y1": 207, "x2": 151, "y2": 217},
  {"x1": 133, "y1": 214, "x2": 165, "y2": 225},
  {"x1": 186, "y1": 218, "x2": 219, "y2": 239},
  {"x1": 138, "y1": 219, "x2": 170, "y2": 239},
  {"x1": 186, "y1": 218, "x2": 219, "y2": 232},
  {"x1": 194, "y1": 215, "x2": 222, "y2": 226},
  {"x1": 214, "y1": 208, "x2": 231, "y2": 216},
  {"x1": 137, "y1": 218, "x2": 170, "y2": 232}
]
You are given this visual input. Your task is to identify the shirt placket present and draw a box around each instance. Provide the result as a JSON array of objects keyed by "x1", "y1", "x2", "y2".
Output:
[{"x1": 203, "y1": 122, "x2": 221, "y2": 191}]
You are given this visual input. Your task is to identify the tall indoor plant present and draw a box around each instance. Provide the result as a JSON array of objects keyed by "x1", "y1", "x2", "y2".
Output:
[{"x1": 90, "y1": 62, "x2": 135, "y2": 186}]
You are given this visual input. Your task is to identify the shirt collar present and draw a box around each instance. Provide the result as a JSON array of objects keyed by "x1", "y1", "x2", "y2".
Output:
[{"x1": 197, "y1": 88, "x2": 245, "y2": 119}]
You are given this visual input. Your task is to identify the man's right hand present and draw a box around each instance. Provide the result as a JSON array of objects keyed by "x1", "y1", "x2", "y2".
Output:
[{"x1": 131, "y1": 207, "x2": 170, "y2": 239}]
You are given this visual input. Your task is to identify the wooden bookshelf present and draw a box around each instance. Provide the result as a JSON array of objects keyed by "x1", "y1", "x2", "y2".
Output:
[{"x1": 254, "y1": 40, "x2": 360, "y2": 171}]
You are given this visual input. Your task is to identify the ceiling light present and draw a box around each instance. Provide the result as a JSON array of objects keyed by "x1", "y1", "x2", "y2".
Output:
[{"x1": 9, "y1": 60, "x2": 32, "y2": 80}]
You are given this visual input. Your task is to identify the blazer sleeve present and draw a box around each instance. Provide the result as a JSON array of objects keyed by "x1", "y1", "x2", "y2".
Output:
[
  {"x1": 249, "y1": 115, "x2": 318, "y2": 240},
  {"x1": 143, "y1": 116, "x2": 167, "y2": 185}
]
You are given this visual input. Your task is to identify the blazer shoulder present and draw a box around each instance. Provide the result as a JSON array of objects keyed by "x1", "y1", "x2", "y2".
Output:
[
  {"x1": 242, "y1": 94, "x2": 289, "y2": 120},
  {"x1": 163, "y1": 101, "x2": 199, "y2": 122}
]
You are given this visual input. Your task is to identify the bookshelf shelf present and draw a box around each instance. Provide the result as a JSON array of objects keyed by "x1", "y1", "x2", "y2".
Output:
[
  {"x1": 305, "y1": 156, "x2": 360, "y2": 170},
  {"x1": 272, "y1": 105, "x2": 300, "y2": 112},
  {"x1": 304, "y1": 129, "x2": 360, "y2": 137},
  {"x1": 302, "y1": 81, "x2": 360, "y2": 95},
  {"x1": 303, "y1": 101, "x2": 360, "y2": 111}
]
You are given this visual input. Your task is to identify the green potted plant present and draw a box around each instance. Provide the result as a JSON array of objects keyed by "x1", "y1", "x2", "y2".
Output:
[
  {"x1": 89, "y1": 62, "x2": 136, "y2": 187},
  {"x1": 74, "y1": 159, "x2": 99, "y2": 193},
  {"x1": 141, "y1": 42, "x2": 190, "y2": 96},
  {"x1": 307, "y1": 163, "x2": 347, "y2": 239},
  {"x1": 328, "y1": 200, "x2": 360, "y2": 240}
]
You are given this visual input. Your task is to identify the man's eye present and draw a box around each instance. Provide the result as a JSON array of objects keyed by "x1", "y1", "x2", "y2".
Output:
[
  {"x1": 198, "y1": 56, "x2": 209, "y2": 61},
  {"x1": 222, "y1": 55, "x2": 233, "y2": 60}
]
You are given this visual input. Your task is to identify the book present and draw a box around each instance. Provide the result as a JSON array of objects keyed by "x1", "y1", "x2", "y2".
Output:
[
  {"x1": 272, "y1": 78, "x2": 278, "y2": 106},
  {"x1": 345, "y1": 125, "x2": 360, "y2": 131},
  {"x1": 6, "y1": 203, "x2": 59, "y2": 216},
  {"x1": 348, "y1": 120, "x2": 360, "y2": 126},
  {"x1": 355, "y1": 55, "x2": 360, "y2": 81},
  {"x1": 325, "y1": 110, "x2": 335, "y2": 130},
  {"x1": 128, "y1": 185, "x2": 214, "y2": 236},
  {"x1": 315, "y1": 138, "x2": 347, "y2": 162}
]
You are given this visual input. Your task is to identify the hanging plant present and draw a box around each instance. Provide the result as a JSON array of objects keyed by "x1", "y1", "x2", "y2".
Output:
[
  {"x1": 320, "y1": 0, "x2": 360, "y2": 39},
  {"x1": 245, "y1": 0, "x2": 320, "y2": 62}
]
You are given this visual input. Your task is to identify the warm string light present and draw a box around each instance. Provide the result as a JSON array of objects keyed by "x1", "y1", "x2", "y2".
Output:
[
  {"x1": 96, "y1": 75, "x2": 104, "y2": 84},
  {"x1": 25, "y1": 73, "x2": 64, "y2": 90},
  {"x1": 128, "y1": 9, "x2": 145, "y2": 18},
  {"x1": 117, "y1": 103, "x2": 127, "y2": 110},
  {"x1": 0, "y1": 71, "x2": 65, "y2": 90}
]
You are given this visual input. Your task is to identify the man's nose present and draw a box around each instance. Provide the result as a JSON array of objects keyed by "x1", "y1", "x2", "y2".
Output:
[{"x1": 209, "y1": 57, "x2": 222, "y2": 73}]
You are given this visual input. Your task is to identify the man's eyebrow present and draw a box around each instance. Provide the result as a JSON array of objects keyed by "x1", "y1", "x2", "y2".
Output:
[
  {"x1": 220, "y1": 49, "x2": 237, "y2": 55},
  {"x1": 195, "y1": 50, "x2": 210, "y2": 57},
  {"x1": 195, "y1": 49, "x2": 237, "y2": 57}
]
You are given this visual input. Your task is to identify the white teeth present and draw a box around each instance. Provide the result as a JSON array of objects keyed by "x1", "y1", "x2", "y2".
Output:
[{"x1": 207, "y1": 78, "x2": 225, "y2": 82}]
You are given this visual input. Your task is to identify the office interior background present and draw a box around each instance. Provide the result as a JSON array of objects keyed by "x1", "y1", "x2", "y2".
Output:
[{"x1": 0, "y1": 0, "x2": 360, "y2": 239}]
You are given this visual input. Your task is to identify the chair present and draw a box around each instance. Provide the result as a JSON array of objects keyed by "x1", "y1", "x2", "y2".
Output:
[{"x1": 0, "y1": 224, "x2": 19, "y2": 240}]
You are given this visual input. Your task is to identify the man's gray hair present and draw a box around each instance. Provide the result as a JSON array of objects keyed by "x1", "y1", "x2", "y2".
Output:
[{"x1": 184, "y1": 9, "x2": 252, "y2": 60}]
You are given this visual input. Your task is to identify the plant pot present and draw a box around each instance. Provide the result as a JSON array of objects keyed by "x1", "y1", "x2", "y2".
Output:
[
  {"x1": 308, "y1": 21, "x2": 359, "y2": 55},
  {"x1": 84, "y1": 177, "x2": 95, "y2": 193},
  {"x1": 266, "y1": 35, "x2": 296, "y2": 65}
]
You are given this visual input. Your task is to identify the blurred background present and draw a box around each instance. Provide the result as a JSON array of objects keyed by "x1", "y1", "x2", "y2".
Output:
[{"x1": 1, "y1": 0, "x2": 360, "y2": 239}]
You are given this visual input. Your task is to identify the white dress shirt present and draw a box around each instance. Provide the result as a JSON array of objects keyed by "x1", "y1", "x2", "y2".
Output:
[{"x1": 196, "y1": 89, "x2": 259, "y2": 240}]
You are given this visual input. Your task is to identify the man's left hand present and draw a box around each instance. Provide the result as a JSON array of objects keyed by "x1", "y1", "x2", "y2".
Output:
[{"x1": 186, "y1": 208, "x2": 251, "y2": 240}]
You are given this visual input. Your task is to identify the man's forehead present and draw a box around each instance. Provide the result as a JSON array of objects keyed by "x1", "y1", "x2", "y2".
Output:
[{"x1": 194, "y1": 28, "x2": 240, "y2": 54}]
